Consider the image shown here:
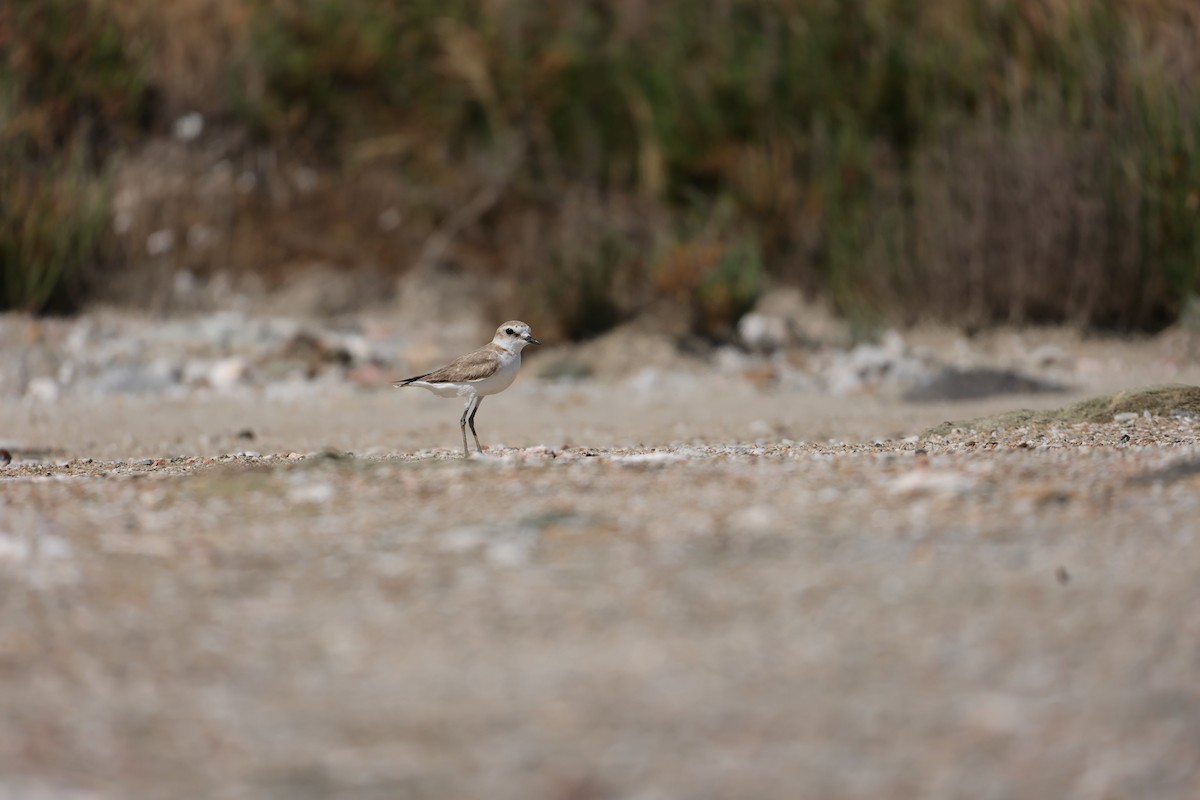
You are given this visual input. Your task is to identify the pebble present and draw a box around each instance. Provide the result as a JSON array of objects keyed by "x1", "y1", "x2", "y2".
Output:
[
  {"x1": 287, "y1": 481, "x2": 335, "y2": 505},
  {"x1": 822, "y1": 332, "x2": 937, "y2": 396},
  {"x1": 727, "y1": 504, "x2": 779, "y2": 532},
  {"x1": 888, "y1": 469, "x2": 978, "y2": 497},
  {"x1": 609, "y1": 452, "x2": 687, "y2": 465},
  {"x1": 737, "y1": 312, "x2": 792, "y2": 351},
  {"x1": 0, "y1": 532, "x2": 72, "y2": 562},
  {"x1": 172, "y1": 112, "x2": 204, "y2": 141},
  {"x1": 25, "y1": 377, "x2": 60, "y2": 403},
  {"x1": 93, "y1": 361, "x2": 180, "y2": 395},
  {"x1": 208, "y1": 357, "x2": 250, "y2": 391}
]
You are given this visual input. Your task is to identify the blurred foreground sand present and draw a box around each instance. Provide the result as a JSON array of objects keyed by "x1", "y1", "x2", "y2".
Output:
[{"x1": 2, "y1": 330, "x2": 1199, "y2": 799}]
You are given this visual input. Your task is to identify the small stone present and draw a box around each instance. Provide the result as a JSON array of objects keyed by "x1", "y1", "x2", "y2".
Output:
[
  {"x1": 1029, "y1": 344, "x2": 1074, "y2": 369},
  {"x1": 172, "y1": 112, "x2": 204, "y2": 141},
  {"x1": 378, "y1": 207, "x2": 402, "y2": 231},
  {"x1": 714, "y1": 345, "x2": 753, "y2": 373},
  {"x1": 486, "y1": 530, "x2": 539, "y2": 567},
  {"x1": 95, "y1": 361, "x2": 180, "y2": 395},
  {"x1": 146, "y1": 229, "x2": 176, "y2": 256},
  {"x1": 626, "y1": 367, "x2": 661, "y2": 393},
  {"x1": 26, "y1": 377, "x2": 60, "y2": 403},
  {"x1": 287, "y1": 482, "x2": 335, "y2": 505},
  {"x1": 737, "y1": 312, "x2": 791, "y2": 352},
  {"x1": 208, "y1": 357, "x2": 250, "y2": 391},
  {"x1": 0, "y1": 534, "x2": 31, "y2": 561},
  {"x1": 728, "y1": 505, "x2": 778, "y2": 533},
  {"x1": 888, "y1": 470, "x2": 977, "y2": 497}
]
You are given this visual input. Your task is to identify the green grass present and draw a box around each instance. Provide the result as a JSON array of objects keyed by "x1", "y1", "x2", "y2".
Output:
[
  {"x1": 0, "y1": 140, "x2": 110, "y2": 313},
  {"x1": 1, "y1": 0, "x2": 148, "y2": 313}
]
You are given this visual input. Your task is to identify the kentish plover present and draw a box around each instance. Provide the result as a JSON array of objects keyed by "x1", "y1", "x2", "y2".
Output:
[{"x1": 394, "y1": 321, "x2": 541, "y2": 456}]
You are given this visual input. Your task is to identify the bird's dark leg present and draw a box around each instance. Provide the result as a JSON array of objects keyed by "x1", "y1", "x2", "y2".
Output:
[
  {"x1": 459, "y1": 397, "x2": 474, "y2": 457},
  {"x1": 468, "y1": 396, "x2": 485, "y2": 454}
]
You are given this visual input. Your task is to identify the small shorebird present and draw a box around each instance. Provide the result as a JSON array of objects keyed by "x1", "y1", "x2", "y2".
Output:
[{"x1": 394, "y1": 320, "x2": 541, "y2": 456}]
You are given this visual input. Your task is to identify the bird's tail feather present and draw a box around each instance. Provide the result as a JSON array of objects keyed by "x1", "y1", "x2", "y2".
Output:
[{"x1": 392, "y1": 374, "x2": 429, "y2": 388}]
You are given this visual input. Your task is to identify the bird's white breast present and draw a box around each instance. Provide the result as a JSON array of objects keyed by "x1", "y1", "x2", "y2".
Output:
[{"x1": 476, "y1": 351, "x2": 520, "y2": 396}]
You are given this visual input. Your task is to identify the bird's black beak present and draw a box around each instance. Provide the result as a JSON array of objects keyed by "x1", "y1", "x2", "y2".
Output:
[{"x1": 524, "y1": 335, "x2": 542, "y2": 345}]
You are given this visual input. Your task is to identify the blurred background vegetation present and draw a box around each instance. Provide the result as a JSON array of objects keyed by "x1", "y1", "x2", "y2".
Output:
[{"x1": 2, "y1": 0, "x2": 1199, "y2": 338}]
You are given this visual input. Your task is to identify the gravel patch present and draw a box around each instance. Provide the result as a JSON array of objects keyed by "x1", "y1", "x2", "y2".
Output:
[{"x1": 2, "y1": 415, "x2": 1200, "y2": 798}]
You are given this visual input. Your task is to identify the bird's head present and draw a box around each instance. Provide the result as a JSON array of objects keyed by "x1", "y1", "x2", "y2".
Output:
[{"x1": 494, "y1": 320, "x2": 541, "y2": 350}]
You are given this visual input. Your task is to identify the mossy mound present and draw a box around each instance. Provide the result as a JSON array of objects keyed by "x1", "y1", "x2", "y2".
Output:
[{"x1": 924, "y1": 384, "x2": 1200, "y2": 436}]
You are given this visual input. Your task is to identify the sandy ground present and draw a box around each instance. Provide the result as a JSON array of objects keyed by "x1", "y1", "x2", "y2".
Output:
[{"x1": 2, "y1": 334, "x2": 1200, "y2": 799}]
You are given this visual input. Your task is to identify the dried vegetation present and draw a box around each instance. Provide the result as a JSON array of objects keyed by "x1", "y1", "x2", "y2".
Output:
[{"x1": 3, "y1": 0, "x2": 1200, "y2": 336}]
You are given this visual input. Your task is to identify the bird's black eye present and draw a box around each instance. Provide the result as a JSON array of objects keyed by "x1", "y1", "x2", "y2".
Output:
[{"x1": 505, "y1": 328, "x2": 514, "y2": 335}]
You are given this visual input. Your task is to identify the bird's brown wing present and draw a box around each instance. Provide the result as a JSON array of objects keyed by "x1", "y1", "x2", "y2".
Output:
[{"x1": 394, "y1": 346, "x2": 501, "y2": 386}]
